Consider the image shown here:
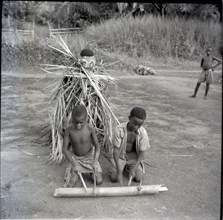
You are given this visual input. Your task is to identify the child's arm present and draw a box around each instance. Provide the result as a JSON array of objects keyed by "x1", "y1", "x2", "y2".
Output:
[
  {"x1": 62, "y1": 128, "x2": 77, "y2": 168},
  {"x1": 129, "y1": 151, "x2": 145, "y2": 178},
  {"x1": 200, "y1": 58, "x2": 204, "y2": 68},
  {"x1": 212, "y1": 56, "x2": 222, "y2": 69},
  {"x1": 91, "y1": 126, "x2": 100, "y2": 164},
  {"x1": 113, "y1": 146, "x2": 123, "y2": 185},
  {"x1": 130, "y1": 129, "x2": 149, "y2": 178}
]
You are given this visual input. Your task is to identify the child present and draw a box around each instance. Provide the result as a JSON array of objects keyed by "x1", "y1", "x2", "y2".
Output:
[
  {"x1": 110, "y1": 107, "x2": 150, "y2": 186},
  {"x1": 63, "y1": 104, "x2": 103, "y2": 187},
  {"x1": 190, "y1": 47, "x2": 222, "y2": 99}
]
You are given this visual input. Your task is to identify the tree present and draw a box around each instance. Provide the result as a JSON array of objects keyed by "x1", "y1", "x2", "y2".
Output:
[
  {"x1": 2, "y1": 1, "x2": 102, "y2": 27},
  {"x1": 115, "y1": 2, "x2": 221, "y2": 22},
  {"x1": 193, "y1": 4, "x2": 220, "y2": 22},
  {"x1": 2, "y1": 1, "x2": 39, "y2": 28},
  {"x1": 165, "y1": 4, "x2": 220, "y2": 22},
  {"x1": 35, "y1": 2, "x2": 101, "y2": 27},
  {"x1": 2, "y1": 1, "x2": 220, "y2": 30}
]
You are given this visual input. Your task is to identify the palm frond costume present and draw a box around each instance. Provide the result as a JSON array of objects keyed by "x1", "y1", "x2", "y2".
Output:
[{"x1": 41, "y1": 36, "x2": 119, "y2": 164}]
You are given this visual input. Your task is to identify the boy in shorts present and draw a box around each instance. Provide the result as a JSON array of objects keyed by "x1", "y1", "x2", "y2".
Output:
[
  {"x1": 110, "y1": 107, "x2": 150, "y2": 185},
  {"x1": 190, "y1": 47, "x2": 221, "y2": 99}
]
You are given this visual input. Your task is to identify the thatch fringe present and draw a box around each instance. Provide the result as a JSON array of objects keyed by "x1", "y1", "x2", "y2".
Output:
[{"x1": 40, "y1": 35, "x2": 120, "y2": 164}]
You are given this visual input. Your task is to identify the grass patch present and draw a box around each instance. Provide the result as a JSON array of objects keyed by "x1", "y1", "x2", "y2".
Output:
[
  {"x1": 1, "y1": 15, "x2": 221, "y2": 72},
  {"x1": 84, "y1": 15, "x2": 221, "y2": 61}
]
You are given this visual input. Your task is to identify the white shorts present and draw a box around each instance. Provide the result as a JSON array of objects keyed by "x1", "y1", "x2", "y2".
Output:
[{"x1": 198, "y1": 69, "x2": 213, "y2": 84}]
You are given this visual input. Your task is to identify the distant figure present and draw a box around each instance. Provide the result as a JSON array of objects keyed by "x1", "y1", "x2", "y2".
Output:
[
  {"x1": 190, "y1": 47, "x2": 221, "y2": 99},
  {"x1": 63, "y1": 105, "x2": 103, "y2": 187},
  {"x1": 109, "y1": 107, "x2": 150, "y2": 185}
]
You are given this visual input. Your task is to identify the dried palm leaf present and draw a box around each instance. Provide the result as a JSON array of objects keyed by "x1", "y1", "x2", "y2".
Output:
[{"x1": 40, "y1": 35, "x2": 120, "y2": 164}]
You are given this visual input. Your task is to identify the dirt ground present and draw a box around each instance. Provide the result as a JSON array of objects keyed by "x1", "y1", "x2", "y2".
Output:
[{"x1": 1, "y1": 68, "x2": 222, "y2": 219}]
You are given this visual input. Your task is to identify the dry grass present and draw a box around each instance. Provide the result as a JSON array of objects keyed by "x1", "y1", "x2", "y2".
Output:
[
  {"x1": 85, "y1": 15, "x2": 221, "y2": 60},
  {"x1": 40, "y1": 35, "x2": 120, "y2": 164}
]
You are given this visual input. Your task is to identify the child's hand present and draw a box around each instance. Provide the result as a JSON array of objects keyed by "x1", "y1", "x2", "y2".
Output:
[
  {"x1": 73, "y1": 164, "x2": 81, "y2": 173},
  {"x1": 129, "y1": 167, "x2": 136, "y2": 179}
]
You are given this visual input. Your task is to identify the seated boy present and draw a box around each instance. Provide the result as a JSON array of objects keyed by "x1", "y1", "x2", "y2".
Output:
[
  {"x1": 110, "y1": 107, "x2": 150, "y2": 185},
  {"x1": 63, "y1": 104, "x2": 103, "y2": 187}
]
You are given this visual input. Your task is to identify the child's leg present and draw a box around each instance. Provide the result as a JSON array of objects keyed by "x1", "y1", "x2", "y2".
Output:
[
  {"x1": 127, "y1": 162, "x2": 143, "y2": 182},
  {"x1": 109, "y1": 158, "x2": 126, "y2": 182},
  {"x1": 64, "y1": 164, "x2": 72, "y2": 187},
  {"x1": 204, "y1": 83, "x2": 210, "y2": 98},
  {"x1": 90, "y1": 159, "x2": 103, "y2": 185},
  {"x1": 190, "y1": 82, "x2": 201, "y2": 97},
  {"x1": 91, "y1": 172, "x2": 103, "y2": 185},
  {"x1": 194, "y1": 82, "x2": 201, "y2": 96},
  {"x1": 110, "y1": 170, "x2": 117, "y2": 182},
  {"x1": 69, "y1": 172, "x2": 78, "y2": 187},
  {"x1": 134, "y1": 166, "x2": 143, "y2": 182}
]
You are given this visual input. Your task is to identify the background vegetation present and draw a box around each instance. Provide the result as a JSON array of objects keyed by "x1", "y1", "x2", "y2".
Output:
[{"x1": 1, "y1": 2, "x2": 222, "y2": 71}]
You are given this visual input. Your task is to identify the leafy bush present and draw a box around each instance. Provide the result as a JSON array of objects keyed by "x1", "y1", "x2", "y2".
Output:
[
  {"x1": 2, "y1": 15, "x2": 221, "y2": 71},
  {"x1": 1, "y1": 41, "x2": 68, "y2": 71}
]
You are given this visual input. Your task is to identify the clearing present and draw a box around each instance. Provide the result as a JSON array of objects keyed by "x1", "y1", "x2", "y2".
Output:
[{"x1": 1, "y1": 68, "x2": 222, "y2": 219}]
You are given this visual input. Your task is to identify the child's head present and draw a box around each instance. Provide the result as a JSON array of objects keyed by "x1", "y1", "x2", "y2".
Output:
[
  {"x1": 80, "y1": 48, "x2": 96, "y2": 69},
  {"x1": 72, "y1": 105, "x2": 88, "y2": 130},
  {"x1": 206, "y1": 47, "x2": 213, "y2": 55},
  {"x1": 128, "y1": 107, "x2": 146, "y2": 132}
]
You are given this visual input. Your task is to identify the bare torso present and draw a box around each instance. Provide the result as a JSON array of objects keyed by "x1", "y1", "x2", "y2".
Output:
[
  {"x1": 126, "y1": 130, "x2": 137, "y2": 153},
  {"x1": 69, "y1": 124, "x2": 92, "y2": 157},
  {"x1": 202, "y1": 56, "x2": 213, "y2": 71}
]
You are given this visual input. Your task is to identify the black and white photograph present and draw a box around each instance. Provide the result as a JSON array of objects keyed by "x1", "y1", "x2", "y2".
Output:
[{"x1": 1, "y1": 1, "x2": 222, "y2": 219}]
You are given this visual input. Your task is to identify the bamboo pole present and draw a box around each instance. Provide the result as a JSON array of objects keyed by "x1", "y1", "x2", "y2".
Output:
[
  {"x1": 93, "y1": 169, "x2": 96, "y2": 190},
  {"x1": 8, "y1": 16, "x2": 10, "y2": 29},
  {"x1": 51, "y1": 27, "x2": 82, "y2": 31},
  {"x1": 54, "y1": 185, "x2": 168, "y2": 197},
  {"x1": 50, "y1": 31, "x2": 77, "y2": 35},
  {"x1": 128, "y1": 176, "x2": 133, "y2": 186},
  {"x1": 77, "y1": 172, "x2": 88, "y2": 193},
  {"x1": 32, "y1": 20, "x2": 35, "y2": 41}
]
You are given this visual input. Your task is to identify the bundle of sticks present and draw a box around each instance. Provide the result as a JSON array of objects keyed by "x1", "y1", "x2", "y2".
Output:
[{"x1": 40, "y1": 35, "x2": 120, "y2": 164}]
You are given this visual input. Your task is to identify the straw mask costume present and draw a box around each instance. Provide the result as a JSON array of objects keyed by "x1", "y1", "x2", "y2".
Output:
[{"x1": 79, "y1": 48, "x2": 96, "y2": 69}]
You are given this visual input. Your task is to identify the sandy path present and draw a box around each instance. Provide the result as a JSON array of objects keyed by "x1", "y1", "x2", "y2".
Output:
[{"x1": 1, "y1": 70, "x2": 221, "y2": 219}]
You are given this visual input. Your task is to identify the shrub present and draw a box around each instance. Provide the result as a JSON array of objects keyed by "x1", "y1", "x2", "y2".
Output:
[
  {"x1": 2, "y1": 15, "x2": 221, "y2": 70},
  {"x1": 1, "y1": 41, "x2": 70, "y2": 71},
  {"x1": 85, "y1": 15, "x2": 221, "y2": 61}
]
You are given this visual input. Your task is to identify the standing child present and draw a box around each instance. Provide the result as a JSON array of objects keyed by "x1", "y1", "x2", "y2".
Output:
[
  {"x1": 110, "y1": 107, "x2": 150, "y2": 186},
  {"x1": 63, "y1": 104, "x2": 103, "y2": 187},
  {"x1": 190, "y1": 47, "x2": 221, "y2": 99}
]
